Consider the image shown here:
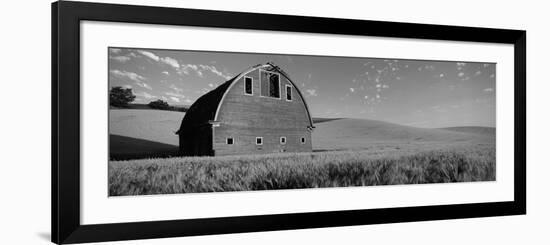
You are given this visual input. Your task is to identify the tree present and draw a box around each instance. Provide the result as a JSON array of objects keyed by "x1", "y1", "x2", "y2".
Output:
[
  {"x1": 148, "y1": 99, "x2": 170, "y2": 110},
  {"x1": 110, "y1": 86, "x2": 135, "y2": 107}
]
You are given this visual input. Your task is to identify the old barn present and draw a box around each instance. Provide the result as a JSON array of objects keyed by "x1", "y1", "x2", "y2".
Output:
[{"x1": 176, "y1": 63, "x2": 315, "y2": 156}]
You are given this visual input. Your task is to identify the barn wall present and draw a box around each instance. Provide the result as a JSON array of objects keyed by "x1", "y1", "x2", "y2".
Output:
[
  {"x1": 179, "y1": 125, "x2": 213, "y2": 156},
  {"x1": 213, "y1": 68, "x2": 313, "y2": 155}
]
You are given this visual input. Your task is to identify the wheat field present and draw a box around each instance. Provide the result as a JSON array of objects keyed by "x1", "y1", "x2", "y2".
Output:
[{"x1": 108, "y1": 144, "x2": 495, "y2": 196}]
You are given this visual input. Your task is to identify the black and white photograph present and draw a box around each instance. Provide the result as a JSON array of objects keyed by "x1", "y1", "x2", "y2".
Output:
[
  {"x1": 2, "y1": 0, "x2": 543, "y2": 244},
  {"x1": 108, "y1": 47, "x2": 496, "y2": 196}
]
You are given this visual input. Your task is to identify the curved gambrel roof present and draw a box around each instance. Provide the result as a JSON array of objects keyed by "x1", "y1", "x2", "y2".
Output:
[{"x1": 176, "y1": 63, "x2": 314, "y2": 135}]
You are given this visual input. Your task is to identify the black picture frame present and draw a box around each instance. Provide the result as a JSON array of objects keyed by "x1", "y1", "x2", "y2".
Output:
[{"x1": 52, "y1": 1, "x2": 526, "y2": 244}]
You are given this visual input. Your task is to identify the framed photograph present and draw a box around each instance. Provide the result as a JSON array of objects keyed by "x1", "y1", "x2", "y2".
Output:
[{"x1": 52, "y1": 1, "x2": 526, "y2": 244}]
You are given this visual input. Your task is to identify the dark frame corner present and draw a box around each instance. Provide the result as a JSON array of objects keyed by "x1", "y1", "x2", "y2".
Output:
[{"x1": 52, "y1": 1, "x2": 526, "y2": 244}]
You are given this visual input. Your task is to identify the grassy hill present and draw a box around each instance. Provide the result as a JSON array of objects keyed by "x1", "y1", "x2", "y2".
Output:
[
  {"x1": 109, "y1": 109, "x2": 495, "y2": 159},
  {"x1": 109, "y1": 109, "x2": 184, "y2": 159},
  {"x1": 313, "y1": 118, "x2": 494, "y2": 152},
  {"x1": 440, "y1": 126, "x2": 496, "y2": 135}
]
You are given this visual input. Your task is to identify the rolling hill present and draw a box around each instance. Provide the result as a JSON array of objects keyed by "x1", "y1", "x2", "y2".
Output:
[
  {"x1": 313, "y1": 118, "x2": 494, "y2": 151},
  {"x1": 109, "y1": 109, "x2": 183, "y2": 159},
  {"x1": 109, "y1": 109, "x2": 495, "y2": 159},
  {"x1": 111, "y1": 103, "x2": 189, "y2": 112},
  {"x1": 439, "y1": 126, "x2": 496, "y2": 135}
]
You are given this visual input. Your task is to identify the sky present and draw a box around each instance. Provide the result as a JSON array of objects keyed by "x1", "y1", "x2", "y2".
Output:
[{"x1": 108, "y1": 47, "x2": 496, "y2": 128}]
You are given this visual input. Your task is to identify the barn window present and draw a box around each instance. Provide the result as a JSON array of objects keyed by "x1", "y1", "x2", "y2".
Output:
[
  {"x1": 244, "y1": 76, "x2": 253, "y2": 95},
  {"x1": 226, "y1": 138, "x2": 234, "y2": 145},
  {"x1": 300, "y1": 137, "x2": 306, "y2": 144},
  {"x1": 286, "y1": 85, "x2": 292, "y2": 101},
  {"x1": 260, "y1": 70, "x2": 281, "y2": 99},
  {"x1": 280, "y1": 137, "x2": 286, "y2": 145},
  {"x1": 267, "y1": 73, "x2": 280, "y2": 98},
  {"x1": 256, "y1": 137, "x2": 263, "y2": 145}
]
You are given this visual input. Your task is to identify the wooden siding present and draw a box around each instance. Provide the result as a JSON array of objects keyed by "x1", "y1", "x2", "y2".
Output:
[
  {"x1": 179, "y1": 125, "x2": 213, "y2": 156},
  {"x1": 214, "y1": 68, "x2": 313, "y2": 155}
]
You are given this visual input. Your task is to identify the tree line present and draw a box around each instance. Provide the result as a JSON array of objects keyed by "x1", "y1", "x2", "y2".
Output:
[{"x1": 109, "y1": 86, "x2": 187, "y2": 111}]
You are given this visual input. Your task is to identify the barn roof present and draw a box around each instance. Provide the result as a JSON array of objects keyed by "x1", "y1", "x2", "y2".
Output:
[{"x1": 176, "y1": 63, "x2": 314, "y2": 135}]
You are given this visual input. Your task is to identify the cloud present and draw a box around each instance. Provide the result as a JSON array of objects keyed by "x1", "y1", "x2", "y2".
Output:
[
  {"x1": 456, "y1": 62, "x2": 466, "y2": 70},
  {"x1": 376, "y1": 83, "x2": 389, "y2": 89},
  {"x1": 305, "y1": 89, "x2": 318, "y2": 97},
  {"x1": 109, "y1": 48, "x2": 121, "y2": 54},
  {"x1": 490, "y1": 74, "x2": 495, "y2": 78},
  {"x1": 134, "y1": 91, "x2": 157, "y2": 99},
  {"x1": 162, "y1": 71, "x2": 170, "y2": 76},
  {"x1": 109, "y1": 70, "x2": 152, "y2": 90},
  {"x1": 458, "y1": 72, "x2": 465, "y2": 77},
  {"x1": 185, "y1": 64, "x2": 198, "y2": 70},
  {"x1": 135, "y1": 51, "x2": 232, "y2": 80},
  {"x1": 169, "y1": 84, "x2": 184, "y2": 93},
  {"x1": 349, "y1": 87, "x2": 355, "y2": 93},
  {"x1": 179, "y1": 64, "x2": 199, "y2": 76},
  {"x1": 424, "y1": 65, "x2": 435, "y2": 71},
  {"x1": 139, "y1": 83, "x2": 152, "y2": 90},
  {"x1": 474, "y1": 70, "x2": 482, "y2": 76},
  {"x1": 110, "y1": 56, "x2": 131, "y2": 63},
  {"x1": 200, "y1": 88, "x2": 210, "y2": 94},
  {"x1": 122, "y1": 84, "x2": 132, "y2": 89},
  {"x1": 483, "y1": 88, "x2": 494, "y2": 93},
  {"x1": 178, "y1": 69, "x2": 189, "y2": 75},
  {"x1": 208, "y1": 83, "x2": 215, "y2": 88},
  {"x1": 439, "y1": 73, "x2": 445, "y2": 78},
  {"x1": 199, "y1": 64, "x2": 232, "y2": 80},
  {"x1": 137, "y1": 50, "x2": 160, "y2": 62},
  {"x1": 165, "y1": 91, "x2": 186, "y2": 98},
  {"x1": 109, "y1": 70, "x2": 145, "y2": 84},
  {"x1": 184, "y1": 98, "x2": 193, "y2": 104},
  {"x1": 170, "y1": 97, "x2": 180, "y2": 102},
  {"x1": 160, "y1": 57, "x2": 180, "y2": 69}
]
